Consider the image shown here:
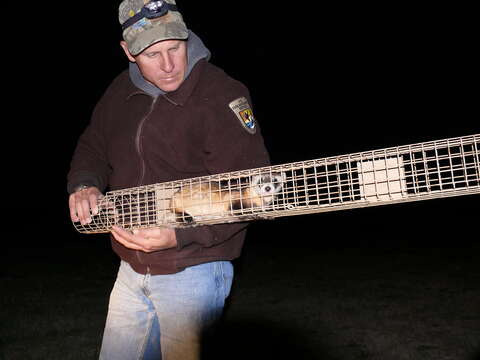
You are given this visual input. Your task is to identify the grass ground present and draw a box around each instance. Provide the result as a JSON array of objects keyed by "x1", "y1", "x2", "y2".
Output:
[{"x1": 1, "y1": 222, "x2": 479, "y2": 360}]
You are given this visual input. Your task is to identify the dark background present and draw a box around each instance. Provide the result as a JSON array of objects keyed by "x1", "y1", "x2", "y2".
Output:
[{"x1": 2, "y1": 2, "x2": 478, "y2": 359}]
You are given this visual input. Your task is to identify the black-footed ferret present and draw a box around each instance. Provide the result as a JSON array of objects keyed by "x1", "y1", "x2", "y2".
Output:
[{"x1": 170, "y1": 173, "x2": 285, "y2": 223}]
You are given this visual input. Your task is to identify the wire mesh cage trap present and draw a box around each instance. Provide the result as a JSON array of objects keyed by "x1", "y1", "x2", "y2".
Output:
[{"x1": 73, "y1": 134, "x2": 480, "y2": 234}]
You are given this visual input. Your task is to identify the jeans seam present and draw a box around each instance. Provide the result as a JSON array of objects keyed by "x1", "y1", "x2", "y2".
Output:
[
  {"x1": 217, "y1": 262, "x2": 228, "y2": 309},
  {"x1": 221, "y1": 262, "x2": 227, "y2": 301},
  {"x1": 137, "y1": 308, "x2": 155, "y2": 360}
]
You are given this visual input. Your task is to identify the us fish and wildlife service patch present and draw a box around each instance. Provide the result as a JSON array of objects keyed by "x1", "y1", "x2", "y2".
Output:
[{"x1": 229, "y1": 97, "x2": 256, "y2": 134}]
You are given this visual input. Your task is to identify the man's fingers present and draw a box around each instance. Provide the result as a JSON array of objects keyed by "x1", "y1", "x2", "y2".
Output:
[
  {"x1": 79, "y1": 197, "x2": 93, "y2": 224},
  {"x1": 68, "y1": 187, "x2": 103, "y2": 224},
  {"x1": 111, "y1": 226, "x2": 144, "y2": 251},
  {"x1": 69, "y1": 194, "x2": 79, "y2": 222},
  {"x1": 69, "y1": 193, "x2": 90, "y2": 223},
  {"x1": 111, "y1": 227, "x2": 156, "y2": 252},
  {"x1": 89, "y1": 192, "x2": 100, "y2": 215}
]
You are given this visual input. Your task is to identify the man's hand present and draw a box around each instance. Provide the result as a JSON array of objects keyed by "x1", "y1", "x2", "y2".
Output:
[
  {"x1": 111, "y1": 226, "x2": 177, "y2": 252},
  {"x1": 69, "y1": 186, "x2": 103, "y2": 225}
]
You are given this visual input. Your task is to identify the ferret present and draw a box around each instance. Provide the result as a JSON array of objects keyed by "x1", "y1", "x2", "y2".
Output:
[{"x1": 170, "y1": 173, "x2": 285, "y2": 223}]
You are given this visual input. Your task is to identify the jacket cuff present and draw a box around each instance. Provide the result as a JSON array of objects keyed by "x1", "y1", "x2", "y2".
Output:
[{"x1": 67, "y1": 172, "x2": 104, "y2": 194}]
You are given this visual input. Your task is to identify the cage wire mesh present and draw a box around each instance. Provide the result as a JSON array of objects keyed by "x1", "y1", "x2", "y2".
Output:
[{"x1": 73, "y1": 134, "x2": 480, "y2": 234}]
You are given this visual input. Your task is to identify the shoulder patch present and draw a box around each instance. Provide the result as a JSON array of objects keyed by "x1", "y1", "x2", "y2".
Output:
[{"x1": 228, "y1": 97, "x2": 257, "y2": 134}]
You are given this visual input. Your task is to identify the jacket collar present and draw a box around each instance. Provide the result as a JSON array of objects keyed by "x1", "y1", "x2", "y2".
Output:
[
  {"x1": 125, "y1": 59, "x2": 206, "y2": 105},
  {"x1": 161, "y1": 59, "x2": 206, "y2": 106}
]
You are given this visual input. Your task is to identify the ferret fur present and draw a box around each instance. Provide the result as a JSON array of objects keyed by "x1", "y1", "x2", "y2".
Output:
[{"x1": 170, "y1": 173, "x2": 284, "y2": 223}]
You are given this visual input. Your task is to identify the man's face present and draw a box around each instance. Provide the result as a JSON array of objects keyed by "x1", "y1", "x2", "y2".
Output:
[{"x1": 121, "y1": 39, "x2": 188, "y2": 92}]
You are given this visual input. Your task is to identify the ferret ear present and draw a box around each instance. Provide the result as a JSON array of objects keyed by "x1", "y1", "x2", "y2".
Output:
[
  {"x1": 251, "y1": 175, "x2": 260, "y2": 184},
  {"x1": 273, "y1": 172, "x2": 286, "y2": 183}
]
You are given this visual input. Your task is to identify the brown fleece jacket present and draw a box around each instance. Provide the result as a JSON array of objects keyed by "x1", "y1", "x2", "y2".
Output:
[{"x1": 68, "y1": 59, "x2": 271, "y2": 274}]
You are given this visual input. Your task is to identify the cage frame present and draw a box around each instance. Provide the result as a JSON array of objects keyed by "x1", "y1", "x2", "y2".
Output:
[{"x1": 73, "y1": 134, "x2": 480, "y2": 234}]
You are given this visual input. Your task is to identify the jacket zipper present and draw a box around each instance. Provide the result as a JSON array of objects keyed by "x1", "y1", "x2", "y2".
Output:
[
  {"x1": 135, "y1": 96, "x2": 157, "y2": 268},
  {"x1": 135, "y1": 96, "x2": 158, "y2": 186}
]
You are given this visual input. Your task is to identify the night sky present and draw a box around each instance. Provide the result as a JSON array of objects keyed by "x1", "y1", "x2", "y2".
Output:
[{"x1": 8, "y1": 2, "x2": 477, "y2": 247}]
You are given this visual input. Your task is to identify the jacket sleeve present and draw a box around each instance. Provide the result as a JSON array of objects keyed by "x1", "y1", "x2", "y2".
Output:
[
  {"x1": 67, "y1": 92, "x2": 112, "y2": 194},
  {"x1": 202, "y1": 92, "x2": 271, "y2": 175},
  {"x1": 175, "y1": 84, "x2": 271, "y2": 249}
]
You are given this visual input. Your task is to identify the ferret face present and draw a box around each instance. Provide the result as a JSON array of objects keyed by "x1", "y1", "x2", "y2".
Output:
[{"x1": 250, "y1": 173, "x2": 285, "y2": 204}]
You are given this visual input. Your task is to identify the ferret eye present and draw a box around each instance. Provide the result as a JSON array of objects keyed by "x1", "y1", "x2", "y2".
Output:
[{"x1": 264, "y1": 186, "x2": 272, "y2": 192}]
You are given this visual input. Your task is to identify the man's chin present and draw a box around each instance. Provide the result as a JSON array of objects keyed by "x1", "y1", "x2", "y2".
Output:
[{"x1": 155, "y1": 77, "x2": 183, "y2": 92}]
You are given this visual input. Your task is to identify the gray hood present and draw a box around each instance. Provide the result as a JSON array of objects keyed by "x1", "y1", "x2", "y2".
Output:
[{"x1": 129, "y1": 30, "x2": 211, "y2": 98}]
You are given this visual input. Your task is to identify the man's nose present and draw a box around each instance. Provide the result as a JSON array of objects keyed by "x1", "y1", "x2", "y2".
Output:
[{"x1": 160, "y1": 53, "x2": 174, "y2": 73}]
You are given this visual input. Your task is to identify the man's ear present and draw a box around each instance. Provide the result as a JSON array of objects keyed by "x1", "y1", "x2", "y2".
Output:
[{"x1": 120, "y1": 41, "x2": 136, "y2": 62}]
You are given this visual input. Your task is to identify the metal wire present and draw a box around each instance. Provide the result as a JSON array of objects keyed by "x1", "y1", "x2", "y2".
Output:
[{"x1": 73, "y1": 134, "x2": 480, "y2": 234}]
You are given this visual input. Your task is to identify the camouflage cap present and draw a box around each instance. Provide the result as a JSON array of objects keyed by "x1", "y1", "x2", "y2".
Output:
[{"x1": 119, "y1": 0, "x2": 189, "y2": 56}]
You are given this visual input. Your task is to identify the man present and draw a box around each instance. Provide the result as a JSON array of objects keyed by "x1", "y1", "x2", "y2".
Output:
[{"x1": 67, "y1": 1, "x2": 270, "y2": 359}]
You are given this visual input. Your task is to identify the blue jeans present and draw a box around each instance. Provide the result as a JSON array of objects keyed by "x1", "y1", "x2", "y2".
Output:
[{"x1": 99, "y1": 260, "x2": 234, "y2": 360}]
